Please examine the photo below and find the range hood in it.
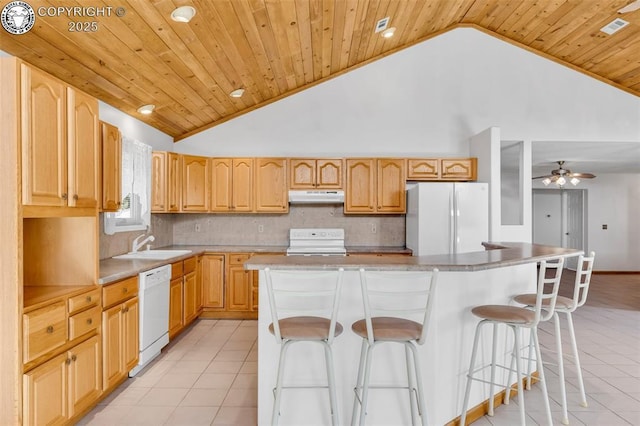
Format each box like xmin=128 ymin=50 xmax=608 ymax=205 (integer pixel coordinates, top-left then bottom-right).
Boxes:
xmin=288 ymin=190 xmax=345 ymax=204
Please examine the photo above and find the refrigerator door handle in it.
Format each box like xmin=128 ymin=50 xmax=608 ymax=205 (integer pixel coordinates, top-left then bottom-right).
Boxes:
xmin=449 ymin=190 xmax=455 ymax=254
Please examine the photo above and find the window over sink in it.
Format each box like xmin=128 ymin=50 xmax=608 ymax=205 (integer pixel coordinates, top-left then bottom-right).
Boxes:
xmin=104 ymin=136 xmax=152 ymax=234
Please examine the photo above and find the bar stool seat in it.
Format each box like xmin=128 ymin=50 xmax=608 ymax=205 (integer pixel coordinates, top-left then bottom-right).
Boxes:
xmin=351 ymin=317 xmax=422 ymax=341
xmin=460 ymin=257 xmax=564 ymax=426
xmin=513 ymin=293 xmax=574 ymax=309
xmin=269 ymin=316 xmax=344 ymax=340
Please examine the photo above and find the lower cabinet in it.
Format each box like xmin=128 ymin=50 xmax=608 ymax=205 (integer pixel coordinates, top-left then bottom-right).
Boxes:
xmin=202 ymin=254 xmax=225 ymax=309
xmin=102 ymin=276 xmax=139 ymax=391
xmin=168 ymin=256 xmax=200 ymax=339
xmin=23 ymin=335 xmax=101 ymax=426
xmin=169 ymin=277 xmax=184 ymax=338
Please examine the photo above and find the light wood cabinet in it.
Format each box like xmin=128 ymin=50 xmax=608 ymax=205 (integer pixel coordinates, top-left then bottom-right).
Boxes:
xmin=290 ymin=158 xmax=343 ymax=189
xmin=345 ymin=158 xmax=405 ymax=214
xmin=169 ymin=277 xmax=184 ymax=339
xmin=210 ymin=158 xmax=253 ymax=212
xmin=440 ymin=158 xmax=477 ymax=181
xmin=407 ymin=159 xmax=439 ymax=180
xmin=20 ymin=63 xmax=100 ymax=212
xmin=255 ymin=158 xmax=288 ymax=212
xmin=168 ymin=256 xmax=199 ymax=340
xmin=226 ymin=254 xmax=252 ymax=311
xmin=100 ymin=122 xmax=122 ymax=212
xmin=202 ymin=254 xmax=225 ymax=309
xmin=102 ymin=276 xmax=138 ymax=391
xmin=182 ymin=155 xmax=210 ymax=212
xmin=152 ymin=152 xmax=183 ymax=213
xmin=67 ymin=335 xmax=102 ymax=418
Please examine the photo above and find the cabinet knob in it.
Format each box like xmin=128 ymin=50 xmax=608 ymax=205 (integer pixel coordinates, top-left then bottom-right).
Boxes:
xmin=122 ymin=306 xmax=129 ymax=313
xmin=71 ymin=354 xmax=77 ymax=362
xmin=87 ymin=318 xmax=93 ymax=325
xmin=46 ymin=325 xmax=54 ymax=334
xmin=61 ymin=193 xmax=68 ymax=200
xmin=123 ymin=288 xmax=128 ymax=293
xmin=86 ymin=296 xmax=92 ymax=303
xmin=73 ymin=194 xmax=79 ymax=201
xmin=65 ymin=358 xmax=71 ymax=365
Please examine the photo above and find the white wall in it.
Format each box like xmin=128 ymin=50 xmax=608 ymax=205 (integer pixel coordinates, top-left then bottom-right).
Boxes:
xmin=533 ymin=174 xmax=640 ymax=271
xmin=99 ymin=101 xmax=173 ymax=151
xmin=175 ymin=27 xmax=640 ymax=156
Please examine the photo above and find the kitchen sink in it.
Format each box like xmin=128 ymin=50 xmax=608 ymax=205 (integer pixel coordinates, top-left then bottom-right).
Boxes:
xmin=112 ymin=249 xmax=192 ymax=260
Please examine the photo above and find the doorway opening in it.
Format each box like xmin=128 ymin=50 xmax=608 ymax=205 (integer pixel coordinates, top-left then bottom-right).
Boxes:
xmin=532 ymin=188 xmax=587 ymax=270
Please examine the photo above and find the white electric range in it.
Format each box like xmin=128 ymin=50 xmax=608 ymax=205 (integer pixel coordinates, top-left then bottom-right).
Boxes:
xmin=286 ymin=228 xmax=347 ymax=256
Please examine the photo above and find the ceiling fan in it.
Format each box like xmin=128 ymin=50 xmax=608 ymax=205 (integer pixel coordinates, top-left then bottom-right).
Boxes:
xmin=619 ymin=0 xmax=640 ymax=13
xmin=532 ymin=161 xmax=596 ymax=187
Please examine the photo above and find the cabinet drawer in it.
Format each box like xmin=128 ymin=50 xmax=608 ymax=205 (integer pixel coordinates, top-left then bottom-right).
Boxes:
xmin=229 ymin=253 xmax=250 ymax=265
xmin=171 ymin=261 xmax=184 ymax=280
xmin=69 ymin=306 xmax=101 ymax=340
xmin=68 ymin=288 xmax=100 ymax=315
xmin=23 ymin=301 xmax=67 ymax=363
xmin=184 ymin=256 xmax=197 ymax=274
xmin=102 ymin=276 xmax=138 ymax=308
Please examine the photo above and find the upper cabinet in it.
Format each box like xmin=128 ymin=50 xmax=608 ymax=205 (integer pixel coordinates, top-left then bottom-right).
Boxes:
xmin=408 ymin=158 xmax=477 ymax=181
xmin=100 ymin=122 xmax=121 ymax=212
xmin=255 ymin=158 xmax=288 ymax=213
xmin=289 ymin=159 xmax=342 ymax=189
xmin=181 ymin=155 xmax=209 ymax=212
xmin=151 ymin=152 xmax=166 ymax=212
xmin=345 ymin=158 xmax=405 ymax=214
xmin=20 ymin=63 xmax=99 ymax=214
xmin=210 ymin=158 xmax=253 ymax=212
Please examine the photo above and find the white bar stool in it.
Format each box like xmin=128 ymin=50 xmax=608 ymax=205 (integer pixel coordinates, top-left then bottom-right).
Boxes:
xmin=264 ymin=267 xmax=345 ymax=426
xmin=460 ymin=257 xmax=564 ymax=426
xmin=512 ymin=252 xmax=595 ymax=424
xmin=351 ymin=268 xmax=439 ymax=426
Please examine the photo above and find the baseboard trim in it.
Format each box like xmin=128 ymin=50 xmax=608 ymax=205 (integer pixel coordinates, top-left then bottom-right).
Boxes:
xmin=593 ymin=271 xmax=640 ymax=275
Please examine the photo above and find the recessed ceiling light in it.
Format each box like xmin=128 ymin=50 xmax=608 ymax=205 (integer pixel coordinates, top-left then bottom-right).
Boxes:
xmin=229 ymin=88 xmax=245 ymax=98
xmin=381 ymin=27 xmax=396 ymax=38
xmin=137 ymin=104 xmax=155 ymax=115
xmin=171 ymin=6 xmax=196 ymax=23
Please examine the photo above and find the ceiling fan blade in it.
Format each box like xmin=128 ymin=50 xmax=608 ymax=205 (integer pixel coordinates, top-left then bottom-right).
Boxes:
xmin=619 ymin=0 xmax=640 ymax=13
xmin=569 ymin=172 xmax=596 ymax=179
xmin=532 ymin=175 xmax=553 ymax=179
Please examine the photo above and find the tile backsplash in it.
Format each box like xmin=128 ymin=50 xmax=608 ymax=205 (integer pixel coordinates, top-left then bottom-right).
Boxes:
xmin=172 ymin=206 xmax=405 ymax=247
xmin=100 ymin=207 xmax=405 ymax=259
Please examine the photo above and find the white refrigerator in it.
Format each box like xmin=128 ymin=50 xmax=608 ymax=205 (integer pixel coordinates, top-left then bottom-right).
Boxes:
xmin=406 ymin=182 xmax=489 ymax=256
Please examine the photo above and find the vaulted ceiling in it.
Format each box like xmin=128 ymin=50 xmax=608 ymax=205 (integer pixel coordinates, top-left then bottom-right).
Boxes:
xmin=1 ymin=0 xmax=639 ymax=141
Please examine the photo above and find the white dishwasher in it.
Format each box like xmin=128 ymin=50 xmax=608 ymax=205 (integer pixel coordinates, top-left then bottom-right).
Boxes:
xmin=129 ymin=264 xmax=171 ymax=377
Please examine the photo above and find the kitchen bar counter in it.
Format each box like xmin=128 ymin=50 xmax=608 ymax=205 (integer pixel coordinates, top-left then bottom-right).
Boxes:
xmin=247 ymin=242 xmax=582 ymax=425
xmin=99 ymin=244 xmax=409 ymax=284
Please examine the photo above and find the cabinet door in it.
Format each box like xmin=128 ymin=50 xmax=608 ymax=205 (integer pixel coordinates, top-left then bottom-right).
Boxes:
xmin=407 ymin=159 xmax=439 ymax=180
xmin=255 ymin=158 xmax=288 ymax=212
xmin=101 ymin=122 xmax=122 ymax=212
xmin=377 ymin=159 xmax=406 ymax=213
xmin=102 ymin=304 xmax=123 ymax=390
xmin=232 ymin=158 xmax=253 ymax=211
xmin=21 ymin=64 xmax=67 ymax=207
xmin=289 ymin=159 xmax=315 ymax=188
xmin=251 ymin=270 xmax=258 ymax=312
xmin=68 ymin=335 xmax=102 ymax=417
xmin=226 ymin=265 xmax=251 ymax=311
xmin=210 ymin=158 xmax=232 ymax=211
xmin=23 ymin=353 xmax=68 ymax=426
xmin=167 ymin=153 xmax=182 ymax=212
xmin=122 ymin=297 xmax=139 ymax=372
xmin=67 ymin=87 xmax=99 ymax=208
xmin=183 ymin=271 xmax=198 ymax=324
xmin=316 ymin=159 xmax=342 ymax=188
xmin=345 ymin=159 xmax=375 ymax=213
xmin=182 ymin=155 xmax=209 ymax=211
xmin=441 ymin=158 xmax=477 ymax=181
xmin=202 ymin=254 xmax=225 ymax=308
xmin=195 ymin=256 xmax=203 ymax=313
xmin=169 ymin=277 xmax=184 ymax=338
xmin=151 ymin=151 xmax=167 ymax=212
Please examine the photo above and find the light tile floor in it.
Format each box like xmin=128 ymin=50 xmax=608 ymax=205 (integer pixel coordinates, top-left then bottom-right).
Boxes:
xmin=80 ymin=273 xmax=639 ymax=425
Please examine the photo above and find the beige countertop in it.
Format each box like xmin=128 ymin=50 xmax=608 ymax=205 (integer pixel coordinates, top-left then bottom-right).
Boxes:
xmin=245 ymin=242 xmax=582 ymax=272
xmin=98 ymin=244 xmax=410 ymax=285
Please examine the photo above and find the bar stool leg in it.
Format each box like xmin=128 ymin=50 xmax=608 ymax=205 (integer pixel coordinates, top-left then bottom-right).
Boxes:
xmin=554 ymin=312 xmax=569 ymax=424
xmin=460 ymin=320 xmax=486 ymax=426
xmin=566 ymin=311 xmax=588 ymax=407
xmin=489 ymin=323 xmax=499 ymax=416
xmin=532 ymin=328 xmax=553 ymax=426
xmin=351 ymin=340 xmax=368 ymax=426
xmin=512 ymin=325 xmax=527 ymax=426
xmin=272 ymin=340 xmax=292 ymax=426
xmin=525 ymin=329 xmax=535 ymax=390
xmin=407 ymin=342 xmax=427 ymax=426
xmin=358 ymin=343 xmax=375 ymax=426
xmin=404 ymin=345 xmax=418 ymax=425
xmin=322 ymin=342 xmax=340 ymax=426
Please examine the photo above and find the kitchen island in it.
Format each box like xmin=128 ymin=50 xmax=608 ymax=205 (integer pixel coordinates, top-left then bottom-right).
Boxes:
xmin=245 ymin=243 xmax=581 ymax=425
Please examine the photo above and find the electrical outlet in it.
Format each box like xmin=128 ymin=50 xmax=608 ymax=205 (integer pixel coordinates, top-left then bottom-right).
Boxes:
xmin=195 ymin=223 xmax=201 ymax=232
xmin=258 ymin=224 xmax=264 ymax=233
xmin=371 ymin=223 xmax=377 ymax=234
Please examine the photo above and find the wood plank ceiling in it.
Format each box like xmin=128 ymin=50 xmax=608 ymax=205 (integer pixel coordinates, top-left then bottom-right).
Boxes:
xmin=1 ymin=0 xmax=639 ymax=141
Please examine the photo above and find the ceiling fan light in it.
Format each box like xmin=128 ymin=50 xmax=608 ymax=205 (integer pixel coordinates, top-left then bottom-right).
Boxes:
xmin=171 ymin=6 xmax=196 ymax=23
xmin=571 ymin=177 xmax=580 ymax=186
xmin=542 ymin=177 xmax=551 ymax=186
xmin=137 ymin=104 xmax=155 ymax=115
xmin=556 ymin=176 xmax=566 ymax=186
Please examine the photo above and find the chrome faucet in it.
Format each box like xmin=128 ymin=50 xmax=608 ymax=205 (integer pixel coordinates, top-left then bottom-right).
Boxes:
xmin=131 ymin=234 xmax=155 ymax=253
